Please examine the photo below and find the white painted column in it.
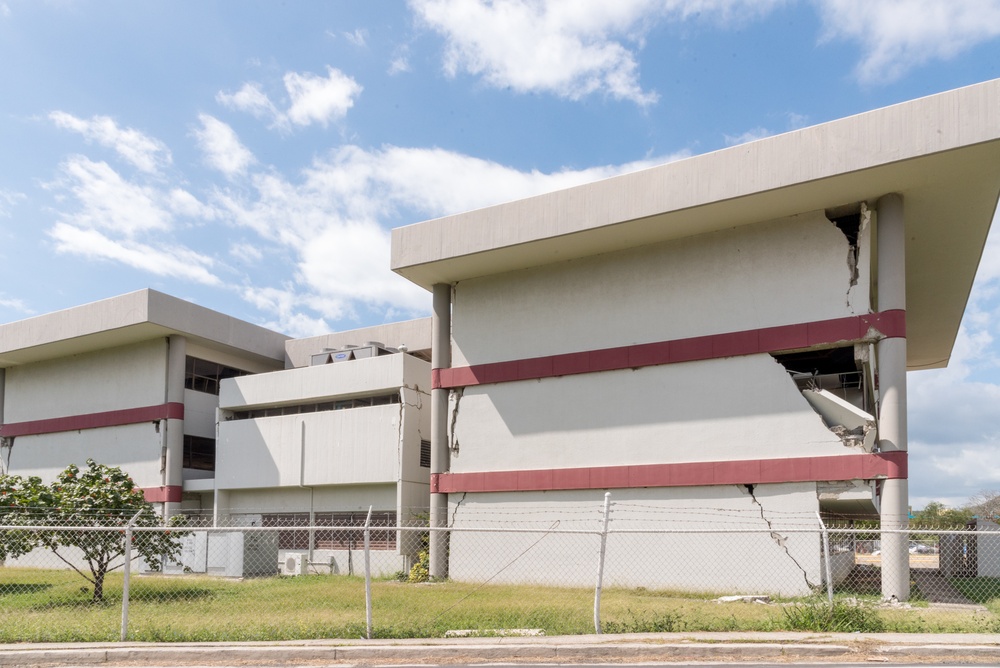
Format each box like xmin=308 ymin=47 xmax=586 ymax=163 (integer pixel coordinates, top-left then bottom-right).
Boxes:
xmin=0 ymin=368 xmax=7 ymax=474
xmin=877 ymin=193 xmax=910 ymax=601
xmin=430 ymin=283 xmax=451 ymax=579
xmin=164 ymin=335 xmax=186 ymax=519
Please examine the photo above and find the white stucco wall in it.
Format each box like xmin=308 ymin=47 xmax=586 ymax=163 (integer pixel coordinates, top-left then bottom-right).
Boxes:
xmin=451 ymin=211 xmax=870 ymax=368
xmin=183 ymin=388 xmax=218 ymax=439
xmin=447 ymin=482 xmax=822 ymax=596
xmin=5 ymin=423 xmax=164 ymax=488
xmin=217 ymin=405 xmax=403 ymax=490
xmin=4 ymin=339 xmax=167 ymax=421
xmin=450 ymin=354 xmax=848 ymax=473
xmin=219 ymin=353 xmax=423 ymax=410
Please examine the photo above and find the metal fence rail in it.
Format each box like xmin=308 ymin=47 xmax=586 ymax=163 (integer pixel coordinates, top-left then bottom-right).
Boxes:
xmin=1 ymin=501 xmax=998 ymax=641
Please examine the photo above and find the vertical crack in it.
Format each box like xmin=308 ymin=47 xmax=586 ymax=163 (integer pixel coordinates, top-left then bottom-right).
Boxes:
xmin=448 ymin=388 xmax=463 ymax=455
xmin=743 ymin=484 xmax=817 ymax=590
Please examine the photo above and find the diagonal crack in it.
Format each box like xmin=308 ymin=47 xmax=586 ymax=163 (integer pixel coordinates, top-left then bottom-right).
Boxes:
xmin=744 ymin=484 xmax=817 ymax=590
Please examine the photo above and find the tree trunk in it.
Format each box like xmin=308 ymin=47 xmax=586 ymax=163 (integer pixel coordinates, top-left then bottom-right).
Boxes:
xmin=93 ymin=566 xmax=105 ymax=603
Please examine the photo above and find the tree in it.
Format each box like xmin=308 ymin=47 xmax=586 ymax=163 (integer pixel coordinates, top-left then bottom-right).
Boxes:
xmin=0 ymin=474 xmax=53 ymax=561
xmin=967 ymin=489 xmax=1000 ymax=522
xmin=0 ymin=459 xmax=185 ymax=602
xmin=911 ymin=501 xmax=973 ymax=527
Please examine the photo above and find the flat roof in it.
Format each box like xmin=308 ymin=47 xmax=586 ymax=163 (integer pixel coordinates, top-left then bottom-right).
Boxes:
xmin=0 ymin=289 xmax=289 ymax=368
xmin=391 ymin=79 xmax=1000 ymax=370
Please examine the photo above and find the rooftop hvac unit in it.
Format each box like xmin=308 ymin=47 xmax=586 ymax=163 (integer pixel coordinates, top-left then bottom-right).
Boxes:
xmin=282 ymin=552 xmax=308 ymax=576
xmin=310 ymin=352 xmax=332 ymax=366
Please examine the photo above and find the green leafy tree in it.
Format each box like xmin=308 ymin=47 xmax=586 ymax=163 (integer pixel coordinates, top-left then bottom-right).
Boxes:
xmin=0 ymin=460 xmax=185 ymax=602
xmin=0 ymin=474 xmax=54 ymax=561
xmin=912 ymin=501 xmax=973 ymax=528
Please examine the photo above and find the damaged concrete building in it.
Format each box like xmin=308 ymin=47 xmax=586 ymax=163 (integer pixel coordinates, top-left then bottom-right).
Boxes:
xmin=2 ymin=80 xmax=1000 ymax=595
xmin=390 ymin=79 xmax=1000 ymax=599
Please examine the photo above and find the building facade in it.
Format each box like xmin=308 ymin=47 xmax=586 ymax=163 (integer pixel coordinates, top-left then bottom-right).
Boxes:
xmin=391 ymin=80 xmax=1000 ymax=599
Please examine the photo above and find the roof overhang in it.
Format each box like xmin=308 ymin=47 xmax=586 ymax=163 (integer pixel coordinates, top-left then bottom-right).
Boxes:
xmin=391 ymin=80 xmax=1000 ymax=370
xmin=0 ymin=289 xmax=289 ymax=369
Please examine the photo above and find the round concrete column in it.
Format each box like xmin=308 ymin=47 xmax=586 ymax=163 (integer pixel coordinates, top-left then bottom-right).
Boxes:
xmin=430 ymin=283 xmax=452 ymax=579
xmin=877 ymin=193 xmax=909 ymax=601
xmin=164 ymin=335 xmax=186 ymax=519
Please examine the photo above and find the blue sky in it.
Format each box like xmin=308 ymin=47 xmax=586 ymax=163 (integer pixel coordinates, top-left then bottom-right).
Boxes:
xmin=1 ymin=0 xmax=999 ymax=510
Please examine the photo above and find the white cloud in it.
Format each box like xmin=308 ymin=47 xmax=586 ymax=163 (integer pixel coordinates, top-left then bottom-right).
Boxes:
xmin=48 ymin=223 xmax=221 ymax=285
xmin=0 ymin=3 xmax=10 ymax=19
xmin=52 ymin=156 xmax=173 ymax=235
xmin=389 ymin=46 xmax=412 ymax=75
xmin=216 ymin=82 xmax=279 ymax=121
xmin=815 ymin=0 xmax=1000 ymax=84
xmin=410 ymin=0 xmax=785 ymax=105
xmin=343 ymin=28 xmax=368 ymax=47
xmin=230 ymin=241 xmax=263 ymax=264
xmin=242 ymin=285 xmax=332 ymax=337
xmin=49 ymin=111 xmax=171 ymax=174
xmin=193 ymin=114 xmax=256 ymax=178
xmin=284 ymin=67 xmax=363 ymax=128
xmin=214 ymin=143 xmax=686 ymax=324
xmin=218 ymin=67 xmax=362 ymax=130
xmin=45 ymin=155 xmax=222 ymax=286
xmin=0 ymin=189 xmax=25 ymax=217
xmin=0 ymin=295 xmax=31 ymax=313
xmin=724 ymin=127 xmax=773 ymax=146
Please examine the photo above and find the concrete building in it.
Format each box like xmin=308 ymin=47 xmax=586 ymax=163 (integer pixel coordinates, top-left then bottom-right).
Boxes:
xmin=391 ymin=80 xmax=1000 ymax=598
xmin=0 ymin=289 xmax=288 ymax=518
xmin=213 ymin=320 xmax=432 ymax=575
xmin=0 ymin=291 xmax=433 ymax=576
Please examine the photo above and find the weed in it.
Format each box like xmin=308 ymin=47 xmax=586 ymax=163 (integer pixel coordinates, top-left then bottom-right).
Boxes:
xmin=782 ymin=600 xmax=885 ymax=632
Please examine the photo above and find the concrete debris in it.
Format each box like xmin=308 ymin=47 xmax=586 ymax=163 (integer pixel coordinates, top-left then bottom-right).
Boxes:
xmin=715 ymin=595 xmax=772 ymax=604
xmin=445 ymin=628 xmax=545 ymax=637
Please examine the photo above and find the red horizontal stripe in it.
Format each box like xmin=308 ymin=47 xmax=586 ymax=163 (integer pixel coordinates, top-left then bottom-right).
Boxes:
xmin=0 ymin=402 xmax=184 ymax=438
xmin=431 ymin=452 xmax=907 ymax=494
xmin=141 ymin=486 xmax=184 ymax=503
xmin=434 ymin=310 xmax=905 ymax=388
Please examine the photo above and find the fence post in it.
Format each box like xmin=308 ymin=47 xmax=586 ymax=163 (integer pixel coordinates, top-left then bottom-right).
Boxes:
xmin=363 ymin=506 xmax=373 ymax=640
xmin=120 ymin=509 xmax=143 ymax=642
xmin=816 ymin=512 xmax=833 ymax=608
xmin=594 ymin=492 xmax=612 ymax=635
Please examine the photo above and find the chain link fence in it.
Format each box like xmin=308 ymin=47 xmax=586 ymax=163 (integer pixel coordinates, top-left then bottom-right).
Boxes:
xmin=2 ymin=499 xmax=999 ymax=641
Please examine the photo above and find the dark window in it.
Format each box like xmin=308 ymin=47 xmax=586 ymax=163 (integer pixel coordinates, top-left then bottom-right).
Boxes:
xmin=420 ymin=440 xmax=431 ymax=468
xmin=185 ymin=356 xmax=251 ymax=395
xmin=183 ymin=435 xmax=216 ymax=471
xmin=226 ymin=393 xmax=400 ymax=420
xmin=262 ymin=511 xmax=397 ymax=550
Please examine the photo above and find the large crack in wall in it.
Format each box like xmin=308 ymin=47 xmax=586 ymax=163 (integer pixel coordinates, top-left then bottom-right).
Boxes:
xmin=827 ymin=201 xmax=870 ymax=311
xmin=450 ymin=491 xmax=468 ymax=527
xmin=742 ymin=484 xmax=817 ymax=590
xmin=448 ymin=388 xmax=462 ymax=456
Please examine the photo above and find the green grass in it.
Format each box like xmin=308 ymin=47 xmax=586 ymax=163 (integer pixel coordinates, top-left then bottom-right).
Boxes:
xmin=949 ymin=576 xmax=1000 ymax=614
xmin=0 ymin=567 xmax=998 ymax=641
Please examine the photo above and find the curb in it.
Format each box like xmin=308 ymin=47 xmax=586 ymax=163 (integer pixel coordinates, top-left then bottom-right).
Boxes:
xmin=2 ymin=635 xmax=999 ymax=666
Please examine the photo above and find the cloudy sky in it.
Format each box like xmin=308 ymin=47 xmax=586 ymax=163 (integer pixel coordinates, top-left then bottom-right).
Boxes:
xmin=1 ymin=0 xmax=999 ymax=510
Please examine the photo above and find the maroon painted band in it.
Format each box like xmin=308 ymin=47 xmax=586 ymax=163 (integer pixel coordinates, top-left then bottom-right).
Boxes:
xmin=141 ymin=485 xmax=184 ymax=503
xmin=433 ymin=310 xmax=905 ymax=388
xmin=432 ymin=452 xmax=907 ymax=493
xmin=0 ymin=402 xmax=185 ymax=438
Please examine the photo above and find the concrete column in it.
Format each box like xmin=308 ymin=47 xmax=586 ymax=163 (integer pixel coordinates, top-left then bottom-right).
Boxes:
xmin=430 ymin=283 xmax=452 ymax=579
xmin=877 ymin=193 xmax=909 ymax=601
xmin=164 ymin=335 xmax=186 ymax=519
xmin=213 ymin=489 xmax=229 ymax=527
xmin=0 ymin=368 xmax=6 ymax=474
